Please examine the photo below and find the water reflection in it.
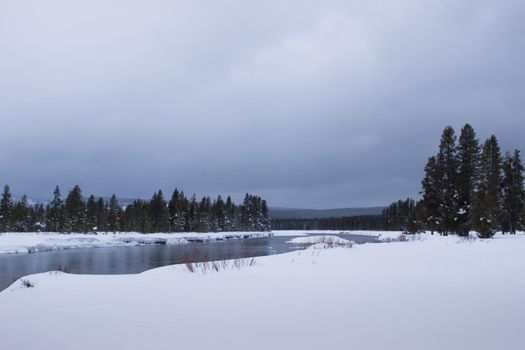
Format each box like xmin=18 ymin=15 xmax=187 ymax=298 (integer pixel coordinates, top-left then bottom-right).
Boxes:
xmin=0 ymin=234 xmax=376 ymax=291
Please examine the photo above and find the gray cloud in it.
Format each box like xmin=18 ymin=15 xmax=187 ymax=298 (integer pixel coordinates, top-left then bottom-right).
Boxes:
xmin=1 ymin=0 xmax=524 ymax=208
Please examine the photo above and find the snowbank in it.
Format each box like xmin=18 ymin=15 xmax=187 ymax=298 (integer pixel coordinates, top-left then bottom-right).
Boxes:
xmin=286 ymin=235 xmax=352 ymax=245
xmin=0 ymin=231 xmax=272 ymax=255
xmin=1 ymin=232 xmax=524 ymax=350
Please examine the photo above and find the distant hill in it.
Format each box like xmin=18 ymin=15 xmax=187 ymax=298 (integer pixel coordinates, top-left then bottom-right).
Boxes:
xmin=269 ymin=207 xmax=384 ymax=219
xmin=16 ymin=196 xmax=384 ymax=219
xmin=14 ymin=196 xmax=138 ymax=207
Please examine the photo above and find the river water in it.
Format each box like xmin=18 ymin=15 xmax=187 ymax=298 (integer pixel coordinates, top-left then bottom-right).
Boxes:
xmin=0 ymin=233 xmax=377 ymax=291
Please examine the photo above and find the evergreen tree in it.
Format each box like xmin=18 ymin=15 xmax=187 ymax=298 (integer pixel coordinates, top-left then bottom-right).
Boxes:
xmin=149 ymin=190 xmax=169 ymax=232
xmin=185 ymin=195 xmax=197 ymax=231
xmin=405 ymin=200 xmax=425 ymax=234
xmin=106 ymin=194 xmax=122 ymax=232
xmin=0 ymin=185 xmax=13 ymax=231
xmin=31 ymin=203 xmax=46 ymax=232
xmin=456 ymin=124 xmax=480 ymax=236
xmin=421 ymin=156 xmax=442 ymax=234
xmin=212 ymin=195 xmax=226 ymax=231
xmin=64 ymin=185 xmax=86 ymax=233
xmin=11 ymin=195 xmax=31 ymax=232
xmin=472 ymin=136 xmax=502 ymax=238
xmin=501 ymin=150 xmax=525 ymax=234
xmin=238 ymin=193 xmax=252 ymax=230
xmin=260 ymin=199 xmax=271 ymax=231
xmin=46 ymin=186 xmax=64 ymax=232
xmin=224 ymin=196 xmax=236 ymax=231
xmin=168 ymin=189 xmax=187 ymax=232
xmin=196 ymin=196 xmax=211 ymax=232
xmin=85 ymin=195 xmax=98 ymax=232
xmin=96 ymin=197 xmax=107 ymax=232
xmin=381 ymin=198 xmax=416 ymax=231
xmin=436 ymin=126 xmax=459 ymax=235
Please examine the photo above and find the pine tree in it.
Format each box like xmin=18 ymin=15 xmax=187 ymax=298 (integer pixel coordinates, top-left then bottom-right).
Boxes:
xmin=436 ymin=126 xmax=459 ymax=235
xmin=11 ymin=195 xmax=31 ymax=232
xmin=260 ymin=199 xmax=271 ymax=231
xmin=196 ymin=196 xmax=211 ymax=232
xmin=46 ymin=186 xmax=64 ymax=232
xmin=501 ymin=150 xmax=525 ymax=234
xmin=106 ymin=194 xmax=122 ymax=232
xmin=212 ymin=195 xmax=226 ymax=231
xmin=64 ymin=185 xmax=86 ymax=233
xmin=96 ymin=197 xmax=107 ymax=232
xmin=168 ymin=189 xmax=187 ymax=232
xmin=149 ymin=190 xmax=169 ymax=232
xmin=224 ymin=196 xmax=236 ymax=231
xmin=238 ymin=193 xmax=251 ymax=230
xmin=85 ymin=195 xmax=98 ymax=232
xmin=0 ymin=185 xmax=13 ymax=232
xmin=31 ymin=203 xmax=46 ymax=232
xmin=185 ymin=195 xmax=197 ymax=232
xmin=456 ymin=124 xmax=480 ymax=236
xmin=421 ymin=156 xmax=442 ymax=234
xmin=472 ymin=136 xmax=502 ymax=238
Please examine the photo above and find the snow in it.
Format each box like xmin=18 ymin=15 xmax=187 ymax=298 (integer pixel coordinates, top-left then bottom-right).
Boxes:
xmin=1 ymin=231 xmax=524 ymax=349
xmin=0 ymin=231 xmax=272 ymax=255
xmin=286 ymin=235 xmax=352 ymax=245
xmin=0 ymin=230 xmax=383 ymax=255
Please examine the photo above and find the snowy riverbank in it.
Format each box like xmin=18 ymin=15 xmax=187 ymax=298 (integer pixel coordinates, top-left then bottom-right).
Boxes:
xmin=0 ymin=230 xmax=390 ymax=255
xmin=0 ymin=231 xmax=273 ymax=255
xmin=1 ymin=231 xmax=524 ymax=350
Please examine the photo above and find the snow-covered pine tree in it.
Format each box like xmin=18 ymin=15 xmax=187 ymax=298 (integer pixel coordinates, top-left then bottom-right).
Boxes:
xmin=85 ymin=195 xmax=98 ymax=232
xmin=501 ymin=150 xmax=525 ymax=234
xmin=168 ymin=189 xmax=187 ymax=232
xmin=106 ymin=194 xmax=122 ymax=232
xmin=31 ymin=203 xmax=46 ymax=232
xmin=46 ymin=186 xmax=64 ymax=232
xmin=238 ymin=193 xmax=251 ymax=231
xmin=11 ymin=195 xmax=31 ymax=232
xmin=224 ymin=196 xmax=235 ymax=231
xmin=421 ymin=156 xmax=443 ymax=234
xmin=185 ymin=195 xmax=197 ymax=232
xmin=260 ymin=199 xmax=271 ymax=231
xmin=456 ymin=124 xmax=480 ymax=236
xmin=471 ymin=136 xmax=502 ymax=238
xmin=149 ymin=190 xmax=169 ymax=232
xmin=95 ymin=197 xmax=107 ymax=232
xmin=0 ymin=185 xmax=13 ymax=232
xmin=212 ymin=195 xmax=226 ymax=232
xmin=64 ymin=185 xmax=86 ymax=233
xmin=196 ymin=196 xmax=211 ymax=232
xmin=436 ymin=126 xmax=459 ymax=235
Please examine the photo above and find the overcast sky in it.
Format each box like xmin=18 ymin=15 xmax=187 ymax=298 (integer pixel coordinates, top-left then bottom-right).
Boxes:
xmin=1 ymin=0 xmax=524 ymax=208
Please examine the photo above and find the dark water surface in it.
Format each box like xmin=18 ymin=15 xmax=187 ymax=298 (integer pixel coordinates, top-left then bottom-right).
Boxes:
xmin=0 ymin=233 xmax=377 ymax=291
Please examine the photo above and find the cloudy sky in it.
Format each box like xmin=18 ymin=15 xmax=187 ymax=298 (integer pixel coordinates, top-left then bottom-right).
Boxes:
xmin=1 ymin=0 xmax=524 ymax=208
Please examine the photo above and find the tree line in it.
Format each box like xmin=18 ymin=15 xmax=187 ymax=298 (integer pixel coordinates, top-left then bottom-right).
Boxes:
xmin=0 ymin=186 xmax=271 ymax=233
xmin=271 ymin=215 xmax=381 ymax=231
xmin=275 ymin=124 xmax=524 ymax=236
xmin=382 ymin=124 xmax=525 ymax=238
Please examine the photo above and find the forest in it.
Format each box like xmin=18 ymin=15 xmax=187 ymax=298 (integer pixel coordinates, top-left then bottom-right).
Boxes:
xmin=0 ymin=187 xmax=271 ymax=233
xmin=1 ymin=125 xmax=522 ymax=237
xmin=273 ymin=124 xmax=525 ymax=237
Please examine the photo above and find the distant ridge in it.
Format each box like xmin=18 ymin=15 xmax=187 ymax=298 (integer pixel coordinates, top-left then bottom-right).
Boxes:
xmin=15 ymin=196 xmax=384 ymax=218
xmin=269 ymin=207 xmax=384 ymax=219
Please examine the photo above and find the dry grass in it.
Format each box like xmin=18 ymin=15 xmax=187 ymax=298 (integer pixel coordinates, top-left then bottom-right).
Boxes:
xmin=183 ymin=258 xmax=257 ymax=274
xmin=20 ymin=279 xmax=34 ymax=288
xmin=181 ymin=247 xmax=257 ymax=274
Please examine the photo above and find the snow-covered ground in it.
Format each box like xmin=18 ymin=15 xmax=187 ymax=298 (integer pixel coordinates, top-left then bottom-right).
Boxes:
xmin=0 ymin=230 xmax=387 ymax=255
xmin=1 ymin=231 xmax=524 ymax=350
xmin=286 ymin=235 xmax=353 ymax=245
xmin=0 ymin=231 xmax=272 ymax=255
